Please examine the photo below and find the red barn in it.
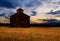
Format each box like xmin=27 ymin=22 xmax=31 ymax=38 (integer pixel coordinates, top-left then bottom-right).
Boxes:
xmin=10 ymin=8 xmax=30 ymax=27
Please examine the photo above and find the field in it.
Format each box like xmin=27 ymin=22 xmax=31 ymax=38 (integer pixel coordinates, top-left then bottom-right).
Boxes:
xmin=0 ymin=26 xmax=60 ymax=41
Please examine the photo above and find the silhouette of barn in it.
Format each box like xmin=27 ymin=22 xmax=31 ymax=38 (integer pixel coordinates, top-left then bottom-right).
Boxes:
xmin=10 ymin=8 xmax=30 ymax=27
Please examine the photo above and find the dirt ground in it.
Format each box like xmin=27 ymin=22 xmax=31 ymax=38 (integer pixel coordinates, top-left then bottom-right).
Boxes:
xmin=0 ymin=26 xmax=60 ymax=41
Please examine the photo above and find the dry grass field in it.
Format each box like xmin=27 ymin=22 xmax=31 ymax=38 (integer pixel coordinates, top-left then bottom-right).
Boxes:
xmin=0 ymin=26 xmax=60 ymax=41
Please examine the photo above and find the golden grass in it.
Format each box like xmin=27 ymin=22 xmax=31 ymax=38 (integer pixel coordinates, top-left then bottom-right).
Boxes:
xmin=0 ymin=27 xmax=60 ymax=41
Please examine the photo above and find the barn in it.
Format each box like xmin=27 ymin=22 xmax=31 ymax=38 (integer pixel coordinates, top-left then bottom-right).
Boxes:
xmin=10 ymin=8 xmax=30 ymax=27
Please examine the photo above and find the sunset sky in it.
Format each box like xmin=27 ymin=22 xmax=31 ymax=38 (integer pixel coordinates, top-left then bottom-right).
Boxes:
xmin=0 ymin=0 xmax=60 ymax=23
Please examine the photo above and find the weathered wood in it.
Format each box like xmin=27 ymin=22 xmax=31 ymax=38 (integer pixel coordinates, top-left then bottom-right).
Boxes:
xmin=10 ymin=8 xmax=30 ymax=27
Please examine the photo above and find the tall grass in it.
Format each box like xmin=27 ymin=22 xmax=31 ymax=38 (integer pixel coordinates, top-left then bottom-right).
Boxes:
xmin=0 ymin=32 xmax=60 ymax=41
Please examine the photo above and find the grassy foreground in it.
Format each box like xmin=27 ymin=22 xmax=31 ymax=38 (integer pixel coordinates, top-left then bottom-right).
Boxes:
xmin=0 ymin=27 xmax=60 ymax=41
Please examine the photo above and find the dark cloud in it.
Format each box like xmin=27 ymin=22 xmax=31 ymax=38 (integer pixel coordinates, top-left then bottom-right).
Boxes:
xmin=0 ymin=0 xmax=15 ymax=8
xmin=0 ymin=0 xmax=42 ymax=8
xmin=31 ymin=11 xmax=36 ymax=16
xmin=24 ymin=0 xmax=41 ymax=7
xmin=47 ymin=10 xmax=60 ymax=14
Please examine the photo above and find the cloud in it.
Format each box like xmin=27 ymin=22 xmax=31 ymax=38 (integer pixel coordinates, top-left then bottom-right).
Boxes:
xmin=30 ymin=0 xmax=60 ymax=23
xmin=0 ymin=7 xmax=19 ymax=21
xmin=0 ymin=0 xmax=15 ymax=8
xmin=0 ymin=16 xmax=10 ymax=24
xmin=48 ymin=10 xmax=60 ymax=14
xmin=0 ymin=0 xmax=60 ymax=23
xmin=31 ymin=0 xmax=60 ymax=16
xmin=51 ymin=0 xmax=60 ymax=2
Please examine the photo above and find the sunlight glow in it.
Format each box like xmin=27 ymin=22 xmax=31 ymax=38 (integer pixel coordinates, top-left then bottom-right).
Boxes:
xmin=56 ymin=18 xmax=60 ymax=21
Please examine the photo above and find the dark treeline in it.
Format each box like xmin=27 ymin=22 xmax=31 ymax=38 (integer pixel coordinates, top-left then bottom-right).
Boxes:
xmin=30 ymin=23 xmax=60 ymax=27
xmin=0 ymin=23 xmax=60 ymax=27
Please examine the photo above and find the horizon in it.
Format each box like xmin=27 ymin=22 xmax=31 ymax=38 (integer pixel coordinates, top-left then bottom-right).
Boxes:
xmin=0 ymin=0 xmax=60 ymax=24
